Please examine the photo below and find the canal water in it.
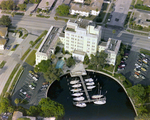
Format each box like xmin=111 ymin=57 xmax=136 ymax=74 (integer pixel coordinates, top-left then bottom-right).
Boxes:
xmin=47 ymin=72 xmax=136 ymax=120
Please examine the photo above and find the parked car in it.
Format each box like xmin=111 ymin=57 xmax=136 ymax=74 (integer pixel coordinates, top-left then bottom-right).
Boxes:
xmin=139 ymin=74 xmax=145 ymax=79
xmin=143 ymin=59 xmax=148 ymax=64
xmin=43 ymin=82 xmax=49 ymax=85
xmin=20 ymin=89 xmax=27 ymax=95
xmin=143 ymin=63 xmax=148 ymax=68
xmin=141 ymin=53 xmax=146 ymax=57
xmin=42 ymin=84 xmax=49 ymax=88
xmin=134 ymin=68 xmax=141 ymax=73
xmin=29 ymin=85 xmax=35 ymax=90
xmin=141 ymin=67 xmax=147 ymax=71
xmin=137 ymin=61 xmax=142 ymax=66
xmin=135 ymin=63 xmax=141 ymax=68
xmin=135 ymin=72 xmax=140 ymax=76
xmin=13 ymin=44 xmax=17 ymax=49
xmin=33 ymin=76 xmax=38 ymax=81
xmin=6 ymin=45 xmax=11 ymax=50
xmin=26 ymin=94 xmax=31 ymax=98
xmin=134 ymin=74 xmax=139 ymax=78
xmin=118 ymin=65 xmax=125 ymax=68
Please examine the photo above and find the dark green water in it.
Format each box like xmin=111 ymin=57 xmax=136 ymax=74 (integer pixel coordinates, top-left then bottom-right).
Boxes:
xmin=48 ymin=72 xmax=136 ymax=120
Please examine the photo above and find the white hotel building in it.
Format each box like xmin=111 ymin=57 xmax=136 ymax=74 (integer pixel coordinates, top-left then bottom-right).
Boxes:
xmin=59 ymin=19 xmax=102 ymax=61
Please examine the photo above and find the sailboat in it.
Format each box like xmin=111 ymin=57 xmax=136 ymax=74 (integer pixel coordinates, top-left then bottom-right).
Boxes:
xmin=75 ymin=102 xmax=87 ymax=107
xmin=86 ymin=82 xmax=95 ymax=86
xmin=94 ymin=97 xmax=106 ymax=105
xmin=72 ymin=92 xmax=83 ymax=96
xmin=72 ymin=84 xmax=82 ymax=88
xmin=85 ymin=78 xmax=93 ymax=82
xmin=92 ymin=84 xmax=103 ymax=99
xmin=87 ymin=85 xmax=96 ymax=89
xmin=73 ymin=96 xmax=85 ymax=101
xmin=71 ymin=88 xmax=82 ymax=92
xmin=70 ymin=80 xmax=79 ymax=84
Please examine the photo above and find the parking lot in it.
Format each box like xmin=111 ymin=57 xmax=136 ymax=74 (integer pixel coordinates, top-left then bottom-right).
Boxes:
xmin=118 ymin=47 xmax=150 ymax=85
xmin=12 ymin=63 xmax=49 ymax=108
xmin=107 ymin=0 xmax=132 ymax=28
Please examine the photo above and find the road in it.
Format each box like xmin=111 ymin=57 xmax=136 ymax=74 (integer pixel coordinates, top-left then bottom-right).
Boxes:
xmin=11 ymin=15 xmax=66 ymax=30
xmin=102 ymin=28 xmax=150 ymax=50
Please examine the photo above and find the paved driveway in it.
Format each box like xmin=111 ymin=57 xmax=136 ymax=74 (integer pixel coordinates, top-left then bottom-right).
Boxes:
xmin=107 ymin=0 xmax=132 ymax=27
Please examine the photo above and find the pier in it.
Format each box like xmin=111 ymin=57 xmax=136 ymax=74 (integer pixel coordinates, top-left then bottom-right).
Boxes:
xmin=79 ymin=75 xmax=91 ymax=102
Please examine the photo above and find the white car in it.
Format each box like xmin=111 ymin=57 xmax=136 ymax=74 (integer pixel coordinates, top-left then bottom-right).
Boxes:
xmin=134 ymin=74 xmax=139 ymax=79
xmin=29 ymin=85 xmax=35 ymax=90
xmin=135 ymin=63 xmax=141 ymax=68
xmin=33 ymin=76 xmax=38 ymax=81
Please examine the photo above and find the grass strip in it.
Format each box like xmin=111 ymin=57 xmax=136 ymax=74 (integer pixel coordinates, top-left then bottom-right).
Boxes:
xmin=22 ymin=33 xmax=28 ymax=39
xmin=0 ymin=61 xmax=6 ymax=69
xmin=21 ymin=48 xmax=31 ymax=61
xmin=11 ymin=44 xmax=19 ymax=51
xmin=32 ymin=30 xmax=48 ymax=47
xmin=140 ymin=48 xmax=150 ymax=56
xmin=35 ymin=38 xmax=44 ymax=49
xmin=25 ymin=50 xmax=36 ymax=66
xmin=126 ymin=30 xmax=149 ymax=36
xmin=9 ymin=66 xmax=24 ymax=94
xmin=1 ymin=64 xmax=20 ymax=97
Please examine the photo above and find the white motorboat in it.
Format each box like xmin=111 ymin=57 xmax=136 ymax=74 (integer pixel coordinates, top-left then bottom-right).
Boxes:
xmin=70 ymin=80 xmax=79 ymax=84
xmin=71 ymin=88 xmax=82 ymax=92
xmin=87 ymin=86 xmax=96 ymax=89
xmin=85 ymin=78 xmax=93 ymax=82
xmin=76 ymin=102 xmax=86 ymax=107
xmin=86 ymin=82 xmax=95 ymax=86
xmin=72 ymin=92 xmax=83 ymax=96
xmin=94 ymin=97 xmax=106 ymax=105
xmin=72 ymin=84 xmax=82 ymax=88
xmin=73 ymin=96 xmax=85 ymax=101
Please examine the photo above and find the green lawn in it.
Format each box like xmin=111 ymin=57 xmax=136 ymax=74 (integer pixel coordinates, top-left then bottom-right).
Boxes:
xmin=1 ymin=64 xmax=20 ymax=97
xmin=9 ymin=66 xmax=24 ymax=93
xmin=21 ymin=48 xmax=31 ymax=61
xmin=0 ymin=61 xmax=6 ymax=69
xmin=25 ymin=50 xmax=36 ymax=66
xmin=11 ymin=44 xmax=19 ymax=51
xmin=35 ymin=39 xmax=44 ymax=49
xmin=136 ymin=0 xmax=143 ymax=5
xmin=140 ymin=48 xmax=150 ymax=56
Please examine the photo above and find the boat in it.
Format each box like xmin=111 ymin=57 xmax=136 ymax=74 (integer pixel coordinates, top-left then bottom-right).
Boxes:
xmin=71 ymin=88 xmax=82 ymax=92
xmin=86 ymin=82 xmax=95 ymax=86
xmin=72 ymin=92 xmax=83 ymax=96
xmin=76 ymin=102 xmax=87 ymax=107
xmin=87 ymin=86 xmax=96 ymax=89
xmin=73 ymin=96 xmax=85 ymax=101
xmin=85 ymin=78 xmax=93 ymax=82
xmin=94 ymin=97 xmax=106 ymax=105
xmin=72 ymin=84 xmax=82 ymax=88
xmin=70 ymin=80 xmax=79 ymax=84
xmin=92 ymin=83 xmax=103 ymax=99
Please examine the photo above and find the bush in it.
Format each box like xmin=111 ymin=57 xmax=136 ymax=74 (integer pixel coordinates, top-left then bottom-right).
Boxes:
xmin=15 ymin=13 xmax=24 ymax=16
xmin=36 ymin=14 xmax=50 ymax=18
xmin=123 ymin=79 xmax=132 ymax=88
xmin=19 ymin=31 xmax=23 ymax=38
xmin=140 ymin=48 xmax=150 ymax=56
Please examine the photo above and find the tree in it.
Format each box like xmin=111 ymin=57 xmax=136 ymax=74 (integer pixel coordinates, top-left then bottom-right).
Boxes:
xmin=27 ymin=106 xmax=41 ymax=116
xmin=0 ymin=15 xmax=11 ymax=26
xmin=0 ymin=97 xmax=9 ymax=114
xmin=17 ymin=118 xmax=31 ymax=120
xmin=83 ymin=54 xmax=89 ymax=65
xmin=7 ymin=106 xmax=14 ymax=113
xmin=56 ymin=4 xmax=70 ymax=16
xmin=39 ymin=98 xmax=65 ymax=118
xmin=29 ymin=41 xmax=34 ymax=47
xmin=1 ymin=0 xmax=14 ymax=10
xmin=36 ymin=8 xmax=42 ymax=13
xmin=18 ymin=4 xmax=27 ymax=11
xmin=14 ymin=98 xmax=19 ymax=106
xmin=62 ymin=48 xmax=65 ymax=54
xmin=34 ymin=59 xmax=51 ymax=73
xmin=51 ymin=54 xmax=56 ymax=59
xmin=66 ymin=57 xmax=75 ymax=67
xmin=46 ymin=2 xmax=49 ymax=6
xmin=112 ymin=29 xmax=116 ymax=38
xmin=116 ymin=55 xmax=122 ymax=65
xmin=11 ymin=12 xmax=15 ymax=17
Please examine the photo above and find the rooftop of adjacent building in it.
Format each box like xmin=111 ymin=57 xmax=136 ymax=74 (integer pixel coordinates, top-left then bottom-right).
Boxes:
xmin=143 ymin=0 xmax=150 ymax=6
xmin=0 ymin=38 xmax=6 ymax=45
xmin=0 ymin=27 xmax=7 ymax=37
xmin=70 ymin=0 xmax=104 ymax=12
xmin=107 ymin=38 xmax=119 ymax=51
xmin=99 ymin=41 xmax=107 ymax=47
xmin=39 ymin=27 xmax=59 ymax=54
xmin=38 ymin=0 xmax=55 ymax=9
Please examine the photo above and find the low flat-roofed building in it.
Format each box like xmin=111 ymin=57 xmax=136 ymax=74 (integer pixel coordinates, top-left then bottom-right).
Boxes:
xmin=72 ymin=50 xmax=85 ymax=61
xmin=36 ymin=26 xmax=61 ymax=65
xmin=38 ymin=0 xmax=55 ymax=10
xmin=70 ymin=0 xmax=104 ymax=17
xmin=0 ymin=27 xmax=8 ymax=38
xmin=133 ymin=9 xmax=150 ymax=27
xmin=143 ymin=0 xmax=150 ymax=7
xmin=99 ymin=38 xmax=121 ymax=65
xmin=0 ymin=38 xmax=6 ymax=50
